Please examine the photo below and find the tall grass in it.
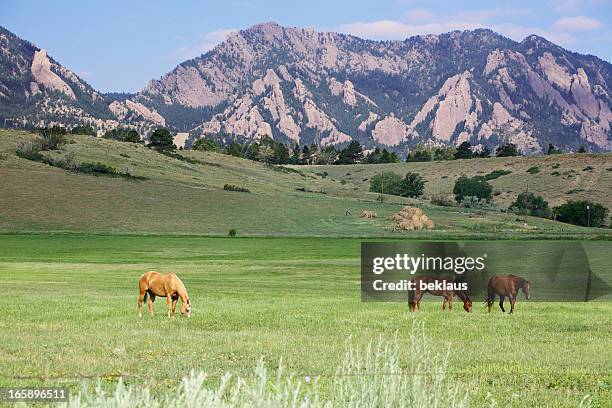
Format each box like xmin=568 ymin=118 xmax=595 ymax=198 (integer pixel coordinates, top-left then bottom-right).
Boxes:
xmin=66 ymin=324 xmax=470 ymax=408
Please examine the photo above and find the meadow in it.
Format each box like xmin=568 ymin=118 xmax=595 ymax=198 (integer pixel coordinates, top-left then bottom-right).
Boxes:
xmin=0 ymin=234 xmax=610 ymax=407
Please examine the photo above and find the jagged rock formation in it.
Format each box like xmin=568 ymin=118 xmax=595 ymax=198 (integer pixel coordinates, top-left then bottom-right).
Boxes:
xmin=1 ymin=23 xmax=611 ymax=152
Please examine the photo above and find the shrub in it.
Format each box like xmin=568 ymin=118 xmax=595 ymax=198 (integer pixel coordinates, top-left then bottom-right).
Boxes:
xmin=78 ymin=162 xmax=117 ymax=175
xmin=15 ymin=141 xmax=43 ymax=161
xmin=223 ymin=184 xmax=250 ymax=193
xmin=228 ymin=228 xmax=237 ymax=237
xmin=402 ymin=172 xmax=426 ymax=198
xmin=430 ymin=193 xmax=455 ymax=207
xmin=38 ymin=127 xmax=67 ymax=150
xmin=193 ymin=138 xmax=220 ymax=152
xmin=369 ymin=172 xmax=404 ymax=196
xmin=510 ymin=192 xmax=551 ymax=218
xmin=482 ymin=169 xmax=512 ymax=180
xmin=554 ymin=200 xmax=608 ymax=227
xmin=526 ymin=166 xmax=540 ymax=174
xmin=453 ymin=176 xmax=493 ymax=202
xmin=460 ymin=195 xmax=493 ymax=209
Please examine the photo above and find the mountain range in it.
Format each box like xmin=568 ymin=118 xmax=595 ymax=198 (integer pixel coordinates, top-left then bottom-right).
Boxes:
xmin=1 ymin=22 xmax=611 ymax=154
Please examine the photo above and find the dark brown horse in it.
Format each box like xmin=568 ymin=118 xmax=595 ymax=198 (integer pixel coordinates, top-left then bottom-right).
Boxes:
xmin=408 ymin=275 xmax=472 ymax=312
xmin=486 ymin=274 xmax=530 ymax=314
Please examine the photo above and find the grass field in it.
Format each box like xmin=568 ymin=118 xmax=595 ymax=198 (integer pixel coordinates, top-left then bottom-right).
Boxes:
xmin=0 ymin=234 xmax=610 ymax=406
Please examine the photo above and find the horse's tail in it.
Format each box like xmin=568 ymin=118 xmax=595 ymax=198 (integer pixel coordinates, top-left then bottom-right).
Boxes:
xmin=143 ymin=291 xmax=149 ymax=303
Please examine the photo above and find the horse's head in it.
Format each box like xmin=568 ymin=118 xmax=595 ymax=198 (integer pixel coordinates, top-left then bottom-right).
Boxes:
xmin=180 ymin=299 xmax=192 ymax=317
xmin=463 ymin=299 xmax=472 ymax=313
xmin=522 ymin=281 xmax=531 ymax=300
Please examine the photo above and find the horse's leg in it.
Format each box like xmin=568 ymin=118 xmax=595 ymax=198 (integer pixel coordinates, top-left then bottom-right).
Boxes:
xmin=442 ymin=298 xmax=447 ymax=310
xmin=172 ymin=298 xmax=178 ymax=316
xmin=510 ymin=294 xmax=516 ymax=314
xmin=499 ymin=295 xmax=506 ymax=313
xmin=447 ymin=294 xmax=453 ymax=310
xmin=138 ymin=289 xmax=147 ymax=318
xmin=166 ymin=295 xmax=173 ymax=319
xmin=487 ymin=290 xmax=495 ymax=313
xmin=147 ymin=293 xmax=156 ymax=315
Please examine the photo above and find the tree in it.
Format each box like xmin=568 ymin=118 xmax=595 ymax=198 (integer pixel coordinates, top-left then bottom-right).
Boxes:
xmin=149 ymin=128 xmax=175 ymax=151
xmin=453 ymin=176 xmax=493 ymax=202
xmin=434 ymin=146 xmax=456 ymax=161
xmin=273 ymin=142 xmax=290 ymax=164
xmin=475 ymin=146 xmax=491 ymax=158
xmin=578 ymin=146 xmax=587 ymax=153
xmin=510 ymin=192 xmax=551 ymax=218
xmin=317 ymin=145 xmax=337 ymax=164
xmin=454 ymin=141 xmax=473 ymax=159
xmin=289 ymin=144 xmax=301 ymax=164
xmin=301 ymin=145 xmax=311 ymax=165
xmin=554 ymin=200 xmax=608 ymax=228
xmin=369 ymin=172 xmax=404 ymax=196
xmin=38 ymin=127 xmax=67 ymax=150
xmin=257 ymin=144 xmax=275 ymax=164
xmin=389 ymin=151 xmax=400 ymax=163
xmin=226 ymin=142 xmax=243 ymax=157
xmin=103 ymin=128 xmax=140 ymax=143
xmin=407 ymin=145 xmax=432 ymax=162
xmin=193 ymin=138 xmax=220 ymax=152
xmin=402 ymin=172 xmax=426 ymax=198
xmin=496 ymin=143 xmax=520 ymax=157
xmin=336 ymin=140 xmax=363 ymax=164
xmin=365 ymin=147 xmax=382 ymax=164
xmin=244 ymin=143 xmax=260 ymax=161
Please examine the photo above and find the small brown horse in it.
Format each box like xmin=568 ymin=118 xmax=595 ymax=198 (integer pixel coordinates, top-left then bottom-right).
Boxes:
xmin=486 ymin=274 xmax=530 ymax=314
xmin=138 ymin=271 xmax=192 ymax=319
xmin=408 ymin=275 xmax=472 ymax=312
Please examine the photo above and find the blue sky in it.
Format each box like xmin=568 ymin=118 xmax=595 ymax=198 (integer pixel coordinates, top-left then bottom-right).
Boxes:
xmin=2 ymin=0 xmax=610 ymax=93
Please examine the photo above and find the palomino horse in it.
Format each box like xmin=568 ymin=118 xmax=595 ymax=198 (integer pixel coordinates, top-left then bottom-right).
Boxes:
xmin=486 ymin=274 xmax=530 ymax=314
xmin=408 ymin=275 xmax=472 ymax=312
xmin=138 ymin=271 xmax=192 ymax=319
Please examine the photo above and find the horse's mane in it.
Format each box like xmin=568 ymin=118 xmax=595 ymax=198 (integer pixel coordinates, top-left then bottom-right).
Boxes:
xmin=508 ymin=274 xmax=529 ymax=286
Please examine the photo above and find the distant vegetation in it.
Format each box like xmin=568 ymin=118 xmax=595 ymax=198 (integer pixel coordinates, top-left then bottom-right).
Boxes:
xmin=223 ymin=184 xmax=250 ymax=193
xmin=453 ymin=176 xmax=493 ymax=202
xmin=103 ymin=128 xmax=141 ymax=143
xmin=369 ymin=171 xmax=425 ymax=198
xmin=510 ymin=192 xmax=551 ymax=218
xmin=554 ymin=200 xmax=608 ymax=228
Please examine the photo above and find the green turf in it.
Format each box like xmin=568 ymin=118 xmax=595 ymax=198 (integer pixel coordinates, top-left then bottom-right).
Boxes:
xmin=0 ymin=234 xmax=610 ymax=406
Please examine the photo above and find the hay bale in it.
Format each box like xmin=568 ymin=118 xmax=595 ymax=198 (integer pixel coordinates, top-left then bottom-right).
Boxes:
xmin=423 ymin=219 xmax=435 ymax=229
xmin=392 ymin=206 xmax=434 ymax=232
xmin=360 ymin=210 xmax=377 ymax=219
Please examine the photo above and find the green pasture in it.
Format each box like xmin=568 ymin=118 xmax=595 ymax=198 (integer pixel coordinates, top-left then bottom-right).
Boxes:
xmin=0 ymin=234 xmax=610 ymax=406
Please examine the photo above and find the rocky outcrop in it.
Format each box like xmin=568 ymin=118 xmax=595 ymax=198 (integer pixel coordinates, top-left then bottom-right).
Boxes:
xmin=31 ymin=50 xmax=76 ymax=99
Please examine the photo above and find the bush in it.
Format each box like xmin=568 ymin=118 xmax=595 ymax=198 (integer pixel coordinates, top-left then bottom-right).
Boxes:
xmin=510 ymin=192 xmax=551 ymax=218
xmin=228 ymin=228 xmax=237 ymax=237
xmin=149 ymin=128 xmax=176 ymax=151
xmin=78 ymin=162 xmax=117 ymax=175
xmin=193 ymin=138 xmax=220 ymax=152
xmin=223 ymin=184 xmax=250 ymax=193
xmin=369 ymin=172 xmax=404 ymax=196
xmin=402 ymin=172 xmax=426 ymax=198
xmin=16 ymin=141 xmax=43 ymax=161
xmin=482 ymin=169 xmax=512 ymax=180
xmin=38 ymin=128 xmax=67 ymax=150
xmin=460 ymin=195 xmax=493 ymax=209
xmin=453 ymin=176 xmax=493 ymax=202
xmin=526 ymin=166 xmax=540 ymax=174
xmin=430 ymin=193 xmax=456 ymax=207
xmin=554 ymin=200 xmax=608 ymax=227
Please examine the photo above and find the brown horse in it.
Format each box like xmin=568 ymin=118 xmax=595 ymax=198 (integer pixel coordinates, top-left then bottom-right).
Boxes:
xmin=138 ymin=271 xmax=192 ymax=319
xmin=486 ymin=274 xmax=530 ymax=314
xmin=408 ymin=275 xmax=472 ymax=312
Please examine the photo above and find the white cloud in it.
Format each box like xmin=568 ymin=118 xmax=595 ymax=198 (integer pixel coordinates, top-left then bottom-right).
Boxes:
xmin=551 ymin=0 xmax=583 ymax=12
xmin=552 ymin=16 xmax=604 ymax=31
xmin=174 ymin=29 xmax=238 ymax=60
xmin=336 ymin=20 xmax=482 ymax=40
xmin=491 ymin=23 xmax=578 ymax=45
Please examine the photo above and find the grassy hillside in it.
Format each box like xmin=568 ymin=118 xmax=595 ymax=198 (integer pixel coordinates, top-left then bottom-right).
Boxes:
xmin=302 ymin=153 xmax=612 ymax=209
xmin=0 ymin=129 xmax=610 ymax=238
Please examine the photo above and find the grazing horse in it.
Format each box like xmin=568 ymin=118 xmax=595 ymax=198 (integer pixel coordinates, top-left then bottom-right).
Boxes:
xmin=486 ymin=274 xmax=530 ymax=314
xmin=408 ymin=275 xmax=472 ymax=313
xmin=138 ymin=271 xmax=192 ymax=319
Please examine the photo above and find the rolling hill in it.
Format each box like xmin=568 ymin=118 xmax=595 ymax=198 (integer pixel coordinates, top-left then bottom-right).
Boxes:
xmin=0 ymin=129 xmax=609 ymax=238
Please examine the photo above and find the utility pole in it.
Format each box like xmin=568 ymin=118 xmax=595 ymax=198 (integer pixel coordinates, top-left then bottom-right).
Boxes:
xmin=380 ymin=172 xmax=385 ymax=203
